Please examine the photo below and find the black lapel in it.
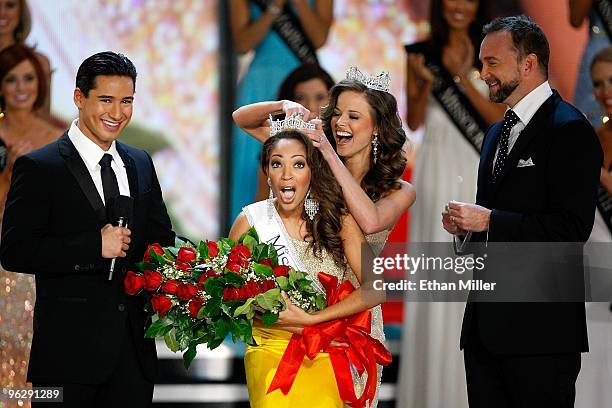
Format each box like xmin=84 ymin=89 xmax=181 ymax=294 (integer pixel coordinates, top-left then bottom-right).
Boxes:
xmin=491 ymin=91 xmax=559 ymax=194
xmin=58 ymin=133 xmax=106 ymax=224
xmin=115 ymin=141 xmax=138 ymax=198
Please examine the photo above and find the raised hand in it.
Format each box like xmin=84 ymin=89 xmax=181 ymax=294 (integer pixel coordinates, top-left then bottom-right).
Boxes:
xmin=101 ymin=224 xmax=131 ymax=258
xmin=407 ymin=53 xmax=434 ymax=97
xmin=304 ymin=119 xmax=335 ymax=159
xmin=281 ymin=100 xmax=314 ymax=121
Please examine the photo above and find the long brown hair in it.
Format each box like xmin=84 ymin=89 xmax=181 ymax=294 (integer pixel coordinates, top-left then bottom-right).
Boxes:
xmin=320 ymin=80 xmax=407 ymax=201
xmin=430 ymin=0 xmax=490 ymax=68
xmin=261 ymin=130 xmax=347 ymax=269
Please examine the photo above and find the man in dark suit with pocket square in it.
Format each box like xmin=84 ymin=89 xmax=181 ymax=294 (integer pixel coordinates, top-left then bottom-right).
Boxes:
xmin=0 ymin=51 xmax=175 ymax=407
xmin=442 ymin=16 xmax=603 ymax=408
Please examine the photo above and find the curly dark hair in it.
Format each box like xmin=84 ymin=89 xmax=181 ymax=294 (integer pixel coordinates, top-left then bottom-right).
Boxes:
xmin=261 ymin=130 xmax=347 ymax=270
xmin=320 ymin=80 xmax=407 ymax=201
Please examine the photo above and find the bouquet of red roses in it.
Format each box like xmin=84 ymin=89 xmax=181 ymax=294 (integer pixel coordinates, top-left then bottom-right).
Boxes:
xmin=124 ymin=228 xmax=326 ymax=368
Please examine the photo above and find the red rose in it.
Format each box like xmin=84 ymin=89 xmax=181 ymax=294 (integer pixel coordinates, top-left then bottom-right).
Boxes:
xmin=161 ymin=279 xmax=180 ymax=295
xmin=273 ymin=265 xmax=290 ymax=278
xmin=231 ymin=244 xmax=251 ymax=259
xmin=177 ymin=283 xmax=199 ymax=302
xmin=206 ymin=240 xmax=219 ymax=258
xmin=176 ymin=261 xmax=191 ymax=271
xmin=259 ymin=258 xmax=274 ymax=268
xmin=198 ymin=271 xmax=220 ymax=289
xmin=225 ymin=259 xmax=242 ymax=273
xmin=177 ymin=247 xmax=197 ymax=264
xmin=144 ymin=270 xmax=163 ymax=291
xmin=124 ymin=271 xmax=145 ymax=295
xmin=144 ymin=243 xmax=164 ymax=263
xmin=228 ymin=252 xmax=249 ymax=269
xmin=151 ymin=294 xmax=172 ymax=317
xmin=188 ymin=297 xmax=205 ymax=319
xmin=223 ymin=287 xmax=239 ymax=301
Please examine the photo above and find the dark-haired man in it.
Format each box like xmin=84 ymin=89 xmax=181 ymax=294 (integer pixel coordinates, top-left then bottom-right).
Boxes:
xmin=442 ymin=16 xmax=602 ymax=407
xmin=0 ymin=51 xmax=175 ymax=407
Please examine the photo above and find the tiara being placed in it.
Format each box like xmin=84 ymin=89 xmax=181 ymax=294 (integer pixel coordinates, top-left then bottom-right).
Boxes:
xmin=269 ymin=113 xmax=315 ymax=136
xmin=345 ymin=66 xmax=391 ymax=93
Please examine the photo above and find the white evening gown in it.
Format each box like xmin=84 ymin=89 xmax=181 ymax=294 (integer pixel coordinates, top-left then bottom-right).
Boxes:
xmin=576 ymin=200 xmax=612 ymax=408
xmin=398 ymin=70 xmax=487 ymax=408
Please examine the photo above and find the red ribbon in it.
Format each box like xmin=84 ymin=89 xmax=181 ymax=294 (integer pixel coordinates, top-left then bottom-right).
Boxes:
xmin=267 ymin=272 xmax=392 ymax=407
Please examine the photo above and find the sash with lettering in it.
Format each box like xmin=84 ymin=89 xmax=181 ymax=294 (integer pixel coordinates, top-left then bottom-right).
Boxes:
xmin=242 ymin=200 xmax=317 ymax=285
xmin=594 ymin=0 xmax=612 ymax=42
xmin=405 ymin=40 xmax=488 ymax=153
xmin=596 ymin=183 xmax=612 ymax=235
xmin=253 ymin=0 xmax=318 ymax=65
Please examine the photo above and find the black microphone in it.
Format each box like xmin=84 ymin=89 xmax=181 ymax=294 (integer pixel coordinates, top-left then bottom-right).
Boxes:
xmin=108 ymin=195 xmax=134 ymax=281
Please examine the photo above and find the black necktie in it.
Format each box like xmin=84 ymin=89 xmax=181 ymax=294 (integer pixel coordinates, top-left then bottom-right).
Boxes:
xmin=492 ymin=109 xmax=520 ymax=183
xmin=99 ymin=154 xmax=120 ymax=219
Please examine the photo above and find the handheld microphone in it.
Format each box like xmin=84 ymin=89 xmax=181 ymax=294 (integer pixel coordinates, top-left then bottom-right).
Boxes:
xmin=108 ymin=195 xmax=134 ymax=281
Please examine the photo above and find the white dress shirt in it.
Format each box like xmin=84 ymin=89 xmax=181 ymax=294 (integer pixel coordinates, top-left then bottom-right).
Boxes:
xmin=492 ymin=81 xmax=553 ymax=169
xmin=67 ymin=119 xmax=130 ymax=204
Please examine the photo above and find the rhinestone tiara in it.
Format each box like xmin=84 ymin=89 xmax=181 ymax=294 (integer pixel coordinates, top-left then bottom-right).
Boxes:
xmin=345 ymin=66 xmax=391 ymax=92
xmin=269 ymin=113 xmax=316 ymax=136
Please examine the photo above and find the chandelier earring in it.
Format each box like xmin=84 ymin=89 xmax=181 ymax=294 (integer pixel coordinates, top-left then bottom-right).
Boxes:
xmin=267 ymin=178 xmax=275 ymax=219
xmin=372 ymin=134 xmax=379 ymax=164
xmin=304 ymin=189 xmax=319 ymax=221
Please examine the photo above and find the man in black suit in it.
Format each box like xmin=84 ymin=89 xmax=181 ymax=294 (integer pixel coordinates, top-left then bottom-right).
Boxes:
xmin=0 ymin=52 xmax=175 ymax=407
xmin=442 ymin=16 xmax=603 ymax=407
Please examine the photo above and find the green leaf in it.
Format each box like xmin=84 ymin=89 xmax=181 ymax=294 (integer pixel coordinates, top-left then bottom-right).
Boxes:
xmin=152 ymin=250 xmax=166 ymax=266
xmin=256 ymin=287 xmax=281 ymax=310
xmin=297 ymin=278 xmax=313 ymax=291
xmin=165 ymin=247 xmax=179 ymax=258
xmin=288 ymin=269 xmax=300 ymax=287
xmin=262 ymin=311 xmax=279 ymax=327
xmin=204 ymin=277 xmax=224 ymax=298
xmin=183 ymin=343 xmax=197 ymax=369
xmin=198 ymin=240 xmax=209 ymax=260
xmin=233 ymin=318 xmax=253 ymax=343
xmin=252 ymin=263 xmax=273 ymax=277
xmin=233 ymin=297 xmax=255 ymax=317
xmin=276 ymin=276 xmax=289 ymax=290
xmin=207 ymin=336 xmax=225 ymax=350
xmin=242 ymin=234 xmax=258 ymax=252
xmin=135 ymin=261 xmax=150 ymax=272
xmin=215 ymin=317 xmax=231 ymax=339
xmin=144 ymin=316 xmax=173 ymax=338
xmin=203 ymin=299 xmax=221 ymax=318
xmin=315 ymin=294 xmax=327 ymax=311
xmin=224 ymin=271 xmax=246 ymax=286
xmin=218 ymin=238 xmax=234 ymax=256
xmin=164 ymin=329 xmax=180 ymax=352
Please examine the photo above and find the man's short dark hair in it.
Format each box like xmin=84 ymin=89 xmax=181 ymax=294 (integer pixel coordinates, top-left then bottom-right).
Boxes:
xmin=483 ymin=15 xmax=550 ymax=78
xmin=76 ymin=51 xmax=137 ymax=96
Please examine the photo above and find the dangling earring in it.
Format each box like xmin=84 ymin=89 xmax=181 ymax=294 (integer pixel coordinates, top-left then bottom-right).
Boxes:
xmin=267 ymin=178 xmax=274 ymax=200
xmin=267 ymin=178 xmax=275 ymax=219
xmin=372 ymin=134 xmax=379 ymax=164
xmin=304 ymin=189 xmax=319 ymax=221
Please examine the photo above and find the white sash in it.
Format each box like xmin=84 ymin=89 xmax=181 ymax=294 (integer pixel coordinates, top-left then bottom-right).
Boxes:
xmin=242 ymin=200 xmax=306 ymax=271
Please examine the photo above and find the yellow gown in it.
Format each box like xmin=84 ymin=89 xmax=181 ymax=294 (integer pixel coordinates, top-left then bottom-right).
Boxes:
xmin=245 ymin=238 xmax=345 ymax=407
xmin=242 ymin=198 xmax=390 ymax=407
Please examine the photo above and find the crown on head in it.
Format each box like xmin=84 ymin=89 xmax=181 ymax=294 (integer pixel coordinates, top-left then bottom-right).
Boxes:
xmin=345 ymin=66 xmax=391 ymax=92
xmin=269 ymin=113 xmax=316 ymax=136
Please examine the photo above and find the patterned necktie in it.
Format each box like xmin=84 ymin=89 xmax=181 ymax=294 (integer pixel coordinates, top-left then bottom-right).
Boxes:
xmin=99 ymin=154 xmax=120 ymax=219
xmin=492 ymin=109 xmax=520 ymax=183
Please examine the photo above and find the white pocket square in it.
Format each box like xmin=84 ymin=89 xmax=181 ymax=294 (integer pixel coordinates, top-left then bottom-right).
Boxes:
xmin=517 ymin=157 xmax=535 ymax=168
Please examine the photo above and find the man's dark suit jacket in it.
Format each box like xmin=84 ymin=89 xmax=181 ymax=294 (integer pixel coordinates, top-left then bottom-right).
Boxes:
xmin=0 ymin=132 xmax=175 ymax=384
xmin=461 ymin=90 xmax=603 ymax=355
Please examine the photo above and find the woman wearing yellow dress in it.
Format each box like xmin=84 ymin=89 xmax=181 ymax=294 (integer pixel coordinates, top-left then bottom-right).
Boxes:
xmin=229 ymin=128 xmax=385 ymax=407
